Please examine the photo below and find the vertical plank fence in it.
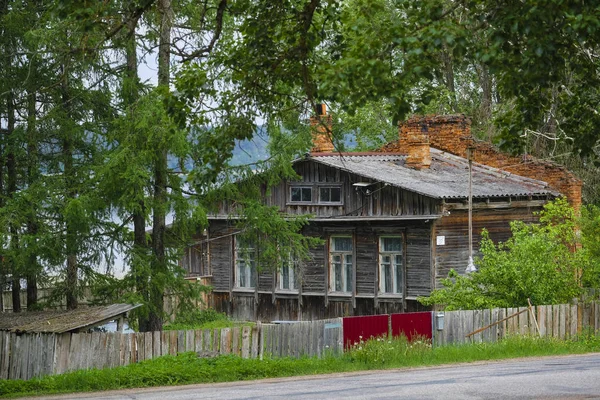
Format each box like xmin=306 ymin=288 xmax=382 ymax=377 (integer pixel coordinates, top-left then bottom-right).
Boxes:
xmin=3 ymin=303 xmax=600 ymax=381
xmin=434 ymin=302 xmax=600 ymax=346
xmin=0 ymin=318 xmax=343 ymax=381
xmin=261 ymin=318 xmax=343 ymax=358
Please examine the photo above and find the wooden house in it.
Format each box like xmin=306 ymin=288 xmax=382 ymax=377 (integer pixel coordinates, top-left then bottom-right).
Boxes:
xmin=181 ymin=110 xmax=581 ymax=322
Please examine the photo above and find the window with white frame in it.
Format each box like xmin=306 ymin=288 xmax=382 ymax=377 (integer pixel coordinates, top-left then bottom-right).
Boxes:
xmin=235 ymin=237 xmax=257 ymax=289
xmin=379 ymin=236 xmax=403 ymax=294
xmin=330 ymin=236 xmax=353 ymax=293
xmin=279 ymin=255 xmax=299 ymax=291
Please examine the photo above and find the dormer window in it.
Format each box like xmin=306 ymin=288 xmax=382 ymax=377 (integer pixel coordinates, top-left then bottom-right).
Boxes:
xmin=290 ymin=186 xmax=312 ymax=203
xmin=288 ymin=183 xmax=343 ymax=205
xmin=319 ymin=186 xmax=341 ymax=203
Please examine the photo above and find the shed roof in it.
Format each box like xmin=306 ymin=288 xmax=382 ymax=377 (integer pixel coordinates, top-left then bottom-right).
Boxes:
xmin=306 ymin=149 xmax=559 ymax=200
xmin=0 ymin=303 xmax=141 ymax=333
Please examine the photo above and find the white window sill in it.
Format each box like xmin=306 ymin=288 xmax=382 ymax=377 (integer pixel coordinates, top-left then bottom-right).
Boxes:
xmin=232 ymin=288 xmax=256 ymax=294
xmin=276 ymin=289 xmax=300 ymax=295
xmin=328 ymin=292 xmax=352 ymax=298
xmin=377 ymin=293 xmax=403 ymax=299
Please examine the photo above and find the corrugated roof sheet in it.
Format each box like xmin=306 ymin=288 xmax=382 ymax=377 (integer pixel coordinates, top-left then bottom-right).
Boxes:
xmin=0 ymin=303 xmax=141 ymax=333
xmin=308 ymin=149 xmax=558 ymax=199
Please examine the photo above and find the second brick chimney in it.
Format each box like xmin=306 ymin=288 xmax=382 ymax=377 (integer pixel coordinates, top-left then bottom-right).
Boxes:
xmin=399 ymin=115 xmax=473 ymax=159
xmin=310 ymin=104 xmax=334 ymax=153
xmin=378 ymin=114 xmax=582 ymax=211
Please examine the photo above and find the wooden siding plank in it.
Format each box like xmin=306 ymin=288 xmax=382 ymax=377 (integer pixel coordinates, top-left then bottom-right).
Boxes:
xmin=232 ymin=327 xmax=240 ymax=356
xmin=177 ymin=330 xmax=185 ymax=354
xmin=152 ymin=331 xmax=160 ymax=358
xmin=570 ymin=305 xmax=578 ymax=338
xmin=203 ymin=329 xmax=211 ymax=351
xmin=553 ymin=305 xmax=560 ymax=338
xmin=220 ymin=328 xmax=232 ymax=355
xmin=186 ymin=330 xmax=195 ymax=352
xmin=537 ymin=306 xmax=546 ymax=337
xmin=241 ymin=326 xmax=251 ymax=359
xmin=194 ymin=330 xmax=203 ymax=352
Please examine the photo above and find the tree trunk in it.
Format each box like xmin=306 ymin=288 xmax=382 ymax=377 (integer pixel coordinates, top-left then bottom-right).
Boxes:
xmin=26 ymin=80 xmax=39 ymax=309
xmin=441 ymin=46 xmax=457 ymax=112
xmin=6 ymin=91 xmax=20 ymax=313
xmin=478 ymin=62 xmax=493 ymax=141
xmin=147 ymin=0 xmax=173 ymax=331
xmin=124 ymin=8 xmax=151 ymax=332
xmin=61 ymin=67 xmax=78 ymax=310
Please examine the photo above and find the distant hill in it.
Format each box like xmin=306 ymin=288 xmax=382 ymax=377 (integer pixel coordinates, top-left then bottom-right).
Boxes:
xmin=229 ymin=128 xmax=359 ymax=166
xmin=230 ymin=127 xmax=270 ymax=166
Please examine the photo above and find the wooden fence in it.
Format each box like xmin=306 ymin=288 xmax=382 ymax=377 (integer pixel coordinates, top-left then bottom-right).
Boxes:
xmin=434 ymin=302 xmax=600 ymax=346
xmin=4 ymin=302 xmax=600 ymax=381
xmin=261 ymin=319 xmax=343 ymax=358
xmin=0 ymin=318 xmax=343 ymax=381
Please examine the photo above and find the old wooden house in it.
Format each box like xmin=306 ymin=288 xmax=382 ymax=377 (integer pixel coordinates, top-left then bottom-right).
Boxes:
xmin=181 ymin=111 xmax=582 ymax=321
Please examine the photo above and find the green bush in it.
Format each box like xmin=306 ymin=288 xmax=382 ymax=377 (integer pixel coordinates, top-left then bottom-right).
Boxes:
xmin=419 ymin=198 xmax=582 ymax=310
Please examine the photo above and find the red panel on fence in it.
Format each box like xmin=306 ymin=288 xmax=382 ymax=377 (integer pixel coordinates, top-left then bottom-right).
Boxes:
xmin=391 ymin=312 xmax=433 ymax=341
xmin=342 ymin=315 xmax=389 ymax=349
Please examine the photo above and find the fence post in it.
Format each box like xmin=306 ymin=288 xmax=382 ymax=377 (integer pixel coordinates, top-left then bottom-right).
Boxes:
xmin=256 ymin=321 xmax=263 ymax=360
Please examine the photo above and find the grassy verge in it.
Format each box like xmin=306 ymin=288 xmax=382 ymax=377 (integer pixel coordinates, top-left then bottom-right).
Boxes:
xmin=2 ymin=334 xmax=600 ymax=398
xmin=163 ymin=308 xmax=253 ymax=331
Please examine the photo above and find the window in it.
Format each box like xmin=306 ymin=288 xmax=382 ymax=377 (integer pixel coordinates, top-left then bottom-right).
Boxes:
xmin=279 ymin=256 xmax=299 ymax=291
xmin=319 ymin=186 xmax=341 ymax=203
xmin=181 ymin=245 xmax=204 ymax=276
xmin=330 ymin=236 xmax=353 ymax=293
xmin=288 ymin=184 xmax=343 ymax=205
xmin=235 ymin=237 xmax=257 ymax=289
xmin=290 ymin=186 xmax=312 ymax=202
xmin=379 ymin=236 xmax=403 ymax=294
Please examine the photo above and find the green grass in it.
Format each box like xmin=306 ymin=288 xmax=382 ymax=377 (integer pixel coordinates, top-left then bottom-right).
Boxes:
xmin=163 ymin=308 xmax=254 ymax=331
xmin=2 ymin=334 xmax=600 ymax=398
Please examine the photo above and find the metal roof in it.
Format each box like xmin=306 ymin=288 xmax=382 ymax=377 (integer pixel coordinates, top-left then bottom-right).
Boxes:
xmin=0 ymin=303 xmax=141 ymax=333
xmin=307 ymin=149 xmax=559 ymax=200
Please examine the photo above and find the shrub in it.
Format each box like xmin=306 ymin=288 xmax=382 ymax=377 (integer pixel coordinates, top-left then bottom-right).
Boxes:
xmin=419 ymin=198 xmax=582 ymax=310
xmin=164 ymin=308 xmax=231 ymax=330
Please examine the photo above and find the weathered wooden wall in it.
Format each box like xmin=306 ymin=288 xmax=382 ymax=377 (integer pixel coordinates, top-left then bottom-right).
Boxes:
xmin=0 ymin=318 xmax=343 ymax=381
xmin=204 ymin=220 xmax=433 ymax=321
xmin=210 ymin=292 xmax=428 ymax=322
xmin=433 ymin=206 xmax=542 ymax=287
xmin=265 ymin=160 xmax=440 ymax=218
xmin=208 ymin=220 xmax=234 ymax=291
xmin=214 ymin=160 xmax=440 ymax=218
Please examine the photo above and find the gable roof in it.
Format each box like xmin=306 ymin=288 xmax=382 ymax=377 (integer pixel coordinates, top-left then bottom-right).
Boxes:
xmin=305 ymin=148 xmax=558 ymax=200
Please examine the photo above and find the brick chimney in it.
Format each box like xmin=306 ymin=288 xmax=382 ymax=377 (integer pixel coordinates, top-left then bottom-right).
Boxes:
xmin=310 ymin=104 xmax=334 ymax=153
xmin=399 ymin=115 xmax=473 ymax=158
xmin=403 ymin=122 xmax=431 ymax=170
xmin=383 ymin=114 xmax=582 ymax=211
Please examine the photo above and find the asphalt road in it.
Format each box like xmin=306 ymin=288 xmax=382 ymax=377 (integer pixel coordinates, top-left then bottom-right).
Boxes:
xmin=36 ymin=353 xmax=600 ymax=400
